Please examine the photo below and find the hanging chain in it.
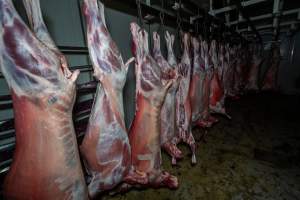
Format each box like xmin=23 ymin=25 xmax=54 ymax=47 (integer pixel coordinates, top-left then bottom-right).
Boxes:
xmin=203 ymin=15 xmax=207 ymax=40
xmin=218 ymin=25 xmax=221 ymax=43
xmin=176 ymin=0 xmax=183 ymax=54
xmin=236 ymin=8 xmax=239 ymax=32
xmin=136 ymin=0 xmax=145 ymax=28
xmin=195 ymin=8 xmax=200 ymax=35
xmin=176 ymin=0 xmax=182 ymax=32
xmin=158 ymin=0 xmax=165 ymax=33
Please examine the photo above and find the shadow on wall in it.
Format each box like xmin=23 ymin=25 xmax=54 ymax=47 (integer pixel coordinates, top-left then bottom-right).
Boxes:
xmin=295 ymin=76 xmax=300 ymax=89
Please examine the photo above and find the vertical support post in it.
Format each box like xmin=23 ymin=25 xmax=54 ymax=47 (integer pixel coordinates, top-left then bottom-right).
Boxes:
xmin=225 ymin=0 xmax=230 ymax=26
xmin=273 ymin=0 xmax=284 ymax=41
xmin=209 ymin=0 xmax=215 ymax=16
xmin=145 ymin=0 xmax=151 ymax=6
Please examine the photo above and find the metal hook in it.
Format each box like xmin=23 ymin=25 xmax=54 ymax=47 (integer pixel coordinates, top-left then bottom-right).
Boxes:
xmin=136 ymin=0 xmax=145 ymax=28
xmin=158 ymin=0 xmax=165 ymax=34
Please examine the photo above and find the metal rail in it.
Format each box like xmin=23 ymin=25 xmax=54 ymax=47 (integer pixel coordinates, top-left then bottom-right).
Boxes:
xmin=233 ymin=0 xmax=262 ymax=43
xmin=209 ymin=0 xmax=268 ymax=15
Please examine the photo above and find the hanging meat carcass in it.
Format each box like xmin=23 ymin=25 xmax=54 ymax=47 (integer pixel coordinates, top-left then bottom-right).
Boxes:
xmin=165 ymin=31 xmax=178 ymax=68
xmin=209 ymin=40 xmax=230 ymax=118
xmin=227 ymin=45 xmax=240 ymax=99
xmin=175 ymin=32 xmax=197 ymax=164
xmin=241 ymin=45 xmax=251 ymax=90
xmin=261 ymin=44 xmax=280 ymax=91
xmin=80 ymin=1 xmax=147 ymax=197
xmin=1 ymin=0 xmax=88 ymax=199
xmin=219 ymin=44 xmax=231 ymax=116
xmin=233 ymin=44 xmax=244 ymax=96
xmin=198 ymin=40 xmax=219 ymax=127
xmin=189 ymin=37 xmax=204 ymax=122
xmin=220 ymin=44 xmax=231 ymax=99
xmin=189 ymin=37 xmax=206 ymax=126
xmin=129 ymin=23 xmax=178 ymax=189
xmin=152 ymin=32 xmax=183 ymax=165
xmin=222 ymin=44 xmax=233 ymax=98
xmin=245 ymin=44 xmax=263 ymax=91
xmin=233 ymin=44 xmax=249 ymax=95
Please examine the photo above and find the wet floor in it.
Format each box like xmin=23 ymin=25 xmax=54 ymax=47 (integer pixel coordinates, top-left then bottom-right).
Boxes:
xmin=105 ymin=93 xmax=300 ymax=200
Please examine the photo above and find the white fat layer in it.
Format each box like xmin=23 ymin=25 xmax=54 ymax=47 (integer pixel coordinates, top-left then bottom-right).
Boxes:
xmin=176 ymin=35 xmax=192 ymax=132
xmin=160 ymin=92 xmax=176 ymax=144
xmin=1 ymin=2 xmax=87 ymax=199
xmin=0 ymin=0 xmax=66 ymax=99
xmin=165 ymin=31 xmax=177 ymax=67
xmin=152 ymin=32 xmax=177 ymax=145
xmin=193 ymin=54 xmax=205 ymax=106
xmin=83 ymin=1 xmax=132 ymax=193
xmin=22 ymin=0 xmax=58 ymax=51
xmin=85 ymin=0 xmax=126 ymax=87
xmin=135 ymin=29 xmax=165 ymax=103
xmin=84 ymin=85 xmax=130 ymax=192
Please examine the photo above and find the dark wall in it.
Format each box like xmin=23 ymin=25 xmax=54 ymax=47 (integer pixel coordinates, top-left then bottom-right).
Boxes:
xmin=278 ymin=33 xmax=300 ymax=95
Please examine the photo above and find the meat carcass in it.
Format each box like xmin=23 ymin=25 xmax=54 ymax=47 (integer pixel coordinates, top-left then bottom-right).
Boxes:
xmin=222 ymin=44 xmax=232 ymax=98
xmin=227 ymin=45 xmax=240 ymax=99
xmin=196 ymin=40 xmax=218 ymax=127
xmin=175 ymin=33 xmax=196 ymax=164
xmin=219 ymin=44 xmax=229 ymax=90
xmin=245 ymin=44 xmax=263 ymax=91
xmin=80 ymin=1 xmax=146 ymax=197
xmin=209 ymin=40 xmax=230 ymax=118
xmin=165 ymin=31 xmax=178 ymax=68
xmin=189 ymin=37 xmax=206 ymax=125
xmin=262 ymin=44 xmax=280 ymax=91
xmin=152 ymin=32 xmax=183 ymax=165
xmin=1 ymin=0 xmax=88 ymax=199
xmin=240 ymin=45 xmax=250 ymax=91
xmin=209 ymin=40 xmax=229 ymax=118
xmin=129 ymin=23 xmax=178 ymax=188
xmin=233 ymin=44 xmax=246 ymax=96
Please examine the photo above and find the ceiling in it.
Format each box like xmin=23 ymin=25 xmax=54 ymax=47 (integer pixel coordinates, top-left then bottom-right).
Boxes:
xmin=157 ymin=0 xmax=300 ymax=42
xmin=189 ymin=0 xmax=300 ymax=41
xmin=106 ymin=0 xmax=300 ymax=43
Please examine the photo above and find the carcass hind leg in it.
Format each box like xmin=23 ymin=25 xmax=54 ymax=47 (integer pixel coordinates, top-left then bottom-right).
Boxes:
xmin=87 ymin=174 xmax=101 ymax=199
xmin=123 ymin=168 xmax=148 ymax=185
xmin=196 ymin=119 xmax=213 ymax=128
xmin=208 ymin=115 xmax=218 ymax=124
xmin=162 ymin=142 xmax=183 ymax=165
xmin=185 ymin=131 xmax=197 ymax=164
xmin=152 ymin=171 xmax=178 ymax=189
xmin=170 ymin=136 xmax=182 ymax=165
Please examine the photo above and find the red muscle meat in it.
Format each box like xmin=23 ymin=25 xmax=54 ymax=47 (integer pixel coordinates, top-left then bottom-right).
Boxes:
xmin=152 ymin=32 xmax=182 ymax=165
xmin=129 ymin=23 xmax=178 ymax=189
xmin=1 ymin=0 xmax=88 ymax=199
xmin=80 ymin=1 xmax=147 ymax=197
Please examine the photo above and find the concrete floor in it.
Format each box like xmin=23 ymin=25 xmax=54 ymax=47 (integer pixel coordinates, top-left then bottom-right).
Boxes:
xmin=105 ymin=93 xmax=300 ymax=200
